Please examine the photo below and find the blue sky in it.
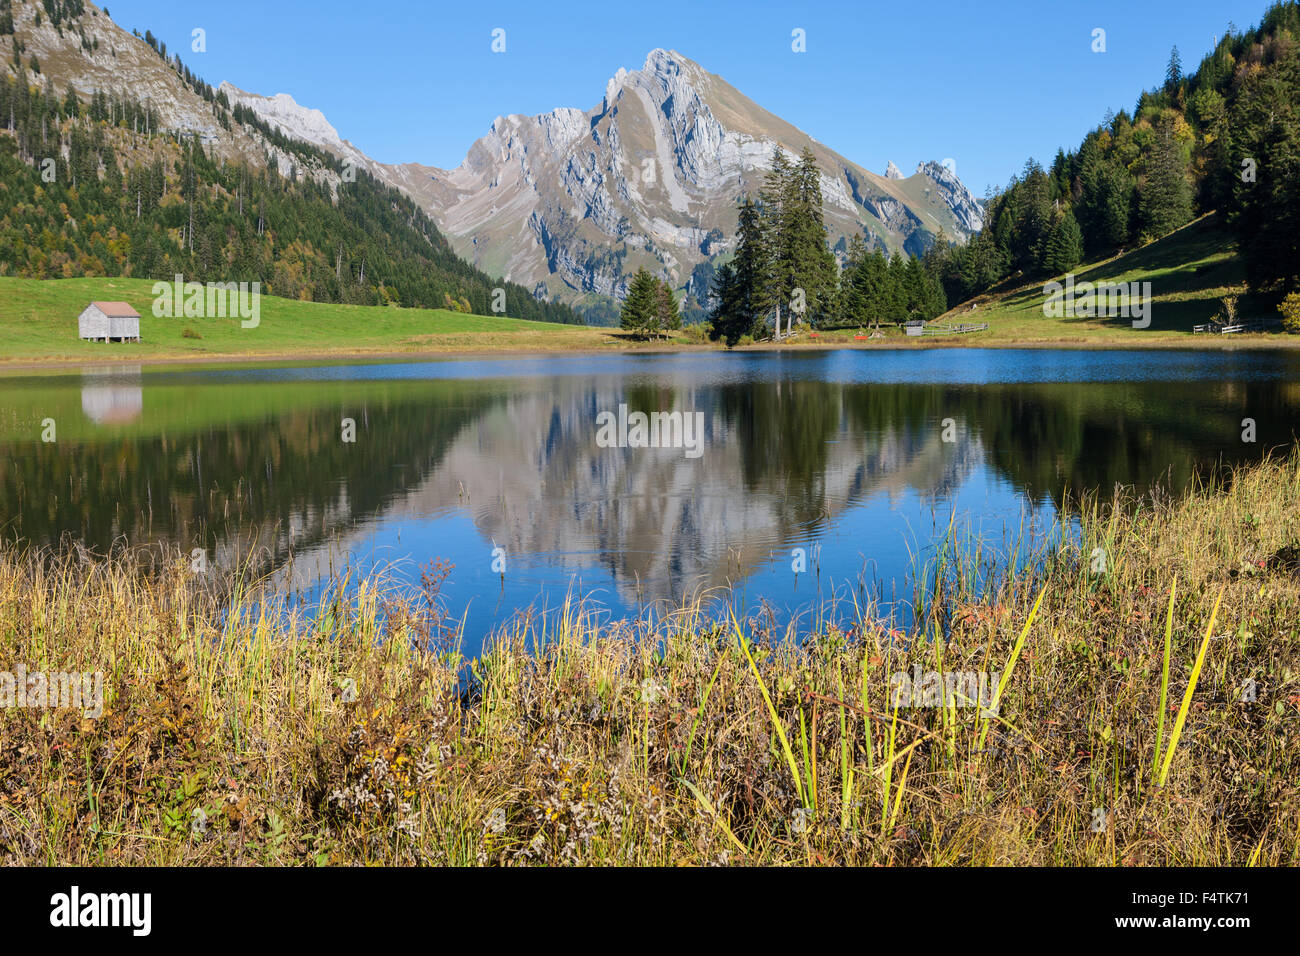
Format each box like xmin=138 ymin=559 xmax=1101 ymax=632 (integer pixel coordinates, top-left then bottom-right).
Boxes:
xmin=103 ymin=0 xmax=1271 ymax=195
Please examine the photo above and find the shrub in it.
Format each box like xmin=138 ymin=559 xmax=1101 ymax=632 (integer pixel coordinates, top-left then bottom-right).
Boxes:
xmin=1220 ymin=290 xmax=1240 ymax=325
xmin=1279 ymin=292 xmax=1300 ymax=333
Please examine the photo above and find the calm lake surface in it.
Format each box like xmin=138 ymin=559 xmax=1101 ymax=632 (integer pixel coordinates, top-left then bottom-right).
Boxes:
xmin=2 ymin=348 xmax=1297 ymax=650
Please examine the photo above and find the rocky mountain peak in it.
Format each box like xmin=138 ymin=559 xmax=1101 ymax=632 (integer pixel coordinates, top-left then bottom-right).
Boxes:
xmin=916 ymin=160 xmax=984 ymax=233
xmin=884 ymin=160 xmax=906 ymax=180
xmin=644 ymin=47 xmax=686 ymax=76
xmin=219 ymin=83 xmax=344 ymax=149
xmin=603 ymin=48 xmax=706 ymax=119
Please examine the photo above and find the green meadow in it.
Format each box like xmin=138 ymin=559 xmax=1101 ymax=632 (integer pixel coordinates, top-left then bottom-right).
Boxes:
xmin=0 ymin=276 xmax=637 ymax=364
xmin=786 ymin=215 xmax=1295 ymax=350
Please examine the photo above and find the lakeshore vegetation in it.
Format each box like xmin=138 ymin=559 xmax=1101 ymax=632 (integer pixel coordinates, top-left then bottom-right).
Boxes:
xmin=0 ymin=453 xmax=1297 ymax=865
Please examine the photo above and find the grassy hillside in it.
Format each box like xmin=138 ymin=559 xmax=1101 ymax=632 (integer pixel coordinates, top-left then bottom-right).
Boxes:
xmin=0 ymin=277 xmax=656 ymax=363
xmin=938 ymin=215 xmax=1285 ymax=345
xmin=740 ymin=215 xmax=1295 ymax=349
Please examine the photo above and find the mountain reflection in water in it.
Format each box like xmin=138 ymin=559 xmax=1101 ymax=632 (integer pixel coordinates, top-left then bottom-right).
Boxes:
xmin=1 ymin=349 xmax=1297 ymax=649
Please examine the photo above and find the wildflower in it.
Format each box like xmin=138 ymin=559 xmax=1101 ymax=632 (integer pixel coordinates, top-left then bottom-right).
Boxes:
xmin=640 ymin=678 xmax=665 ymax=704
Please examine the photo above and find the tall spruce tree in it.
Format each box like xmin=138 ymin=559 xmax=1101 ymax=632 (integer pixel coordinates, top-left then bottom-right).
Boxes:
xmin=1010 ymin=159 xmax=1055 ymax=273
xmin=1077 ymin=139 xmax=1135 ymax=252
xmin=789 ymin=147 xmax=838 ymax=325
xmin=755 ymin=146 xmax=836 ymax=332
xmin=1165 ymin=46 xmax=1183 ymax=92
xmin=839 ymin=235 xmax=870 ymax=325
xmin=707 ymin=196 xmax=769 ymax=345
xmin=1138 ymin=117 xmax=1193 ymax=238
xmin=758 ymin=147 xmax=793 ymax=325
xmin=654 ymin=279 xmax=682 ymax=333
xmin=707 ymin=261 xmax=744 ymax=345
xmin=1044 ymin=210 xmax=1085 ymax=273
xmin=620 ymin=268 xmax=660 ymax=338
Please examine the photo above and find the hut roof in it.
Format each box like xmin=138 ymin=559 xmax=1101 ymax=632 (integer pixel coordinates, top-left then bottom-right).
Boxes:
xmin=89 ymin=301 xmax=140 ymax=317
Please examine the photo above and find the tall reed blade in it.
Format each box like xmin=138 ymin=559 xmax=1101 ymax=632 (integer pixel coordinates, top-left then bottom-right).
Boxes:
xmin=977 ymin=585 xmax=1046 ymax=751
xmin=837 ymin=664 xmax=853 ymax=831
xmin=1157 ymin=587 xmax=1223 ymax=788
xmin=735 ymin=619 xmax=805 ymax=806
xmin=1152 ymin=575 xmax=1177 ymax=779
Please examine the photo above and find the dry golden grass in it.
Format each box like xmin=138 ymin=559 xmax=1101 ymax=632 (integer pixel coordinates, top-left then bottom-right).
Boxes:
xmin=1 ymin=455 xmax=1298 ymax=865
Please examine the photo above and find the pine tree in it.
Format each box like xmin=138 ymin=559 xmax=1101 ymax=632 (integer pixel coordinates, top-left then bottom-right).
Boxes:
xmin=1165 ymin=46 xmax=1183 ymax=92
xmin=620 ymin=268 xmax=660 ymax=338
xmin=707 ymin=262 xmax=742 ymax=344
xmin=884 ymin=254 xmax=909 ymax=323
xmin=758 ymin=147 xmax=794 ymax=322
xmin=654 ymin=279 xmax=681 ymax=333
xmin=860 ymin=248 xmax=893 ymax=324
xmin=1013 ymin=159 xmax=1055 ymax=273
xmin=1044 ymin=210 xmax=1085 ymax=274
xmin=1095 ymin=160 xmax=1134 ymax=249
xmin=839 ymin=235 xmax=869 ymax=325
xmin=789 ymin=147 xmax=838 ymax=325
xmin=754 ymin=147 xmax=836 ymax=332
xmin=728 ymin=196 xmax=767 ymax=336
xmin=1139 ymin=117 xmax=1193 ymax=239
xmin=1076 ymin=136 xmax=1135 ymax=252
xmin=1050 ymin=148 xmax=1073 ymax=201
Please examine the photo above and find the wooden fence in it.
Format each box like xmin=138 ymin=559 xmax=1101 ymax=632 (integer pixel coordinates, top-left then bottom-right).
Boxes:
xmin=905 ymin=321 xmax=990 ymax=336
xmin=1193 ymin=318 xmax=1282 ymax=335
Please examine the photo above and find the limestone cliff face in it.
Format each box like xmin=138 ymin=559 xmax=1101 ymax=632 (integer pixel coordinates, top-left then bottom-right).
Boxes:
xmin=915 ymin=160 xmax=985 ymax=234
xmin=383 ymin=50 xmax=985 ymax=309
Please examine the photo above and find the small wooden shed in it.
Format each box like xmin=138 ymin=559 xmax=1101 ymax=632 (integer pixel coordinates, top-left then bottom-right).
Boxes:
xmin=78 ymin=301 xmax=141 ymax=342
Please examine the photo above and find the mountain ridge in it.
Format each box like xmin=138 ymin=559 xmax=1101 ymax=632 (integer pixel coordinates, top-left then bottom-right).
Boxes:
xmin=0 ymin=0 xmax=581 ymax=323
xmin=222 ymin=47 xmax=984 ymax=316
xmin=5 ymin=1 xmax=982 ymax=320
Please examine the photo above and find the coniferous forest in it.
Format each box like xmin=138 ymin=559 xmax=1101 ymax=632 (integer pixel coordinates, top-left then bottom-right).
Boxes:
xmin=933 ymin=2 xmax=1300 ymax=303
xmin=707 ymin=146 xmax=950 ymax=344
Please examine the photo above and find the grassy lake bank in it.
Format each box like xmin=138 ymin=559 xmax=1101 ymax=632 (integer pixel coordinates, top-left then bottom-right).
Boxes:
xmin=1 ymin=454 xmax=1297 ymax=866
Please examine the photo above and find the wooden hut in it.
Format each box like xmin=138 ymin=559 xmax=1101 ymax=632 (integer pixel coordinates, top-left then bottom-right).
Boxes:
xmin=78 ymin=302 xmax=141 ymax=342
